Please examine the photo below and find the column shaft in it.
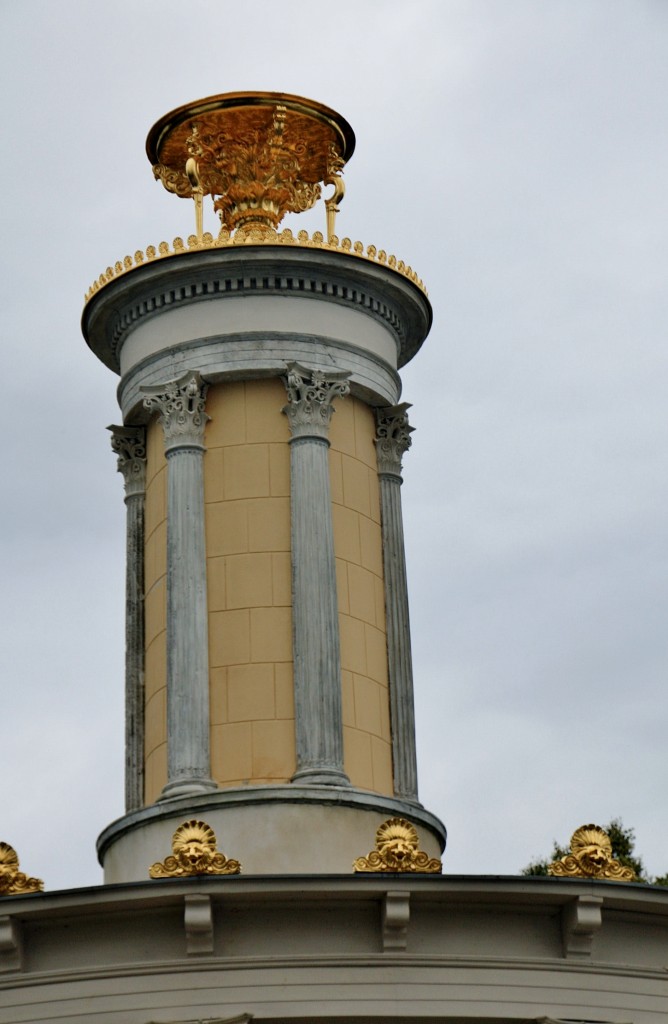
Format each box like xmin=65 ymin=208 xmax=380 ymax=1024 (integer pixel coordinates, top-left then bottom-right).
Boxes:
xmin=109 ymin=426 xmax=146 ymax=813
xmin=376 ymin=406 xmax=419 ymax=802
xmin=143 ymin=372 xmax=216 ymax=799
xmin=283 ymin=363 xmax=351 ymax=786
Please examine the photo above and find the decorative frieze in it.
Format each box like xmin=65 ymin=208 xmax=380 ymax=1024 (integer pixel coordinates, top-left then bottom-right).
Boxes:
xmin=283 ymin=363 xmax=351 ymax=786
xmin=142 ymin=372 xmax=216 ymax=799
xmin=375 ymin=406 xmax=418 ymax=802
xmin=109 ymin=424 xmax=146 ymax=813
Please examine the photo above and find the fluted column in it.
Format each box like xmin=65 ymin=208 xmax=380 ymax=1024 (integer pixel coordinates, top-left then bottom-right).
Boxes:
xmin=109 ymin=425 xmax=146 ymax=813
xmin=142 ymin=371 xmax=216 ymax=799
xmin=282 ymin=363 xmax=351 ymax=786
xmin=375 ymin=404 xmax=418 ymax=802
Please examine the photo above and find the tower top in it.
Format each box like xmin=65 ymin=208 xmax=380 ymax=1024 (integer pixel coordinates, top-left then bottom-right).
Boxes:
xmin=147 ymin=91 xmax=355 ymax=239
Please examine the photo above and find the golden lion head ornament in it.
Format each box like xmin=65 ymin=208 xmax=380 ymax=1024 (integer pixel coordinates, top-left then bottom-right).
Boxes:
xmin=0 ymin=842 xmax=43 ymax=896
xmin=353 ymin=817 xmax=441 ymax=873
xmin=549 ymin=824 xmax=636 ymax=881
xmin=149 ymin=819 xmax=241 ymax=878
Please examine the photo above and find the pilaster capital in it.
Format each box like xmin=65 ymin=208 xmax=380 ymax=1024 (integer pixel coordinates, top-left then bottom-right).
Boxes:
xmin=282 ymin=362 xmax=351 ymax=440
xmin=108 ymin=424 xmax=147 ymax=498
xmin=375 ymin=403 xmax=414 ymax=475
xmin=142 ymin=371 xmax=209 ymax=451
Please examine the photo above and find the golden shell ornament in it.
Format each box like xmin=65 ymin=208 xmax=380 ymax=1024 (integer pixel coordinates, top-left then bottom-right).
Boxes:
xmin=548 ymin=824 xmax=636 ymax=881
xmin=149 ymin=819 xmax=241 ymax=878
xmin=0 ymin=842 xmax=44 ymax=896
xmin=353 ymin=817 xmax=441 ymax=874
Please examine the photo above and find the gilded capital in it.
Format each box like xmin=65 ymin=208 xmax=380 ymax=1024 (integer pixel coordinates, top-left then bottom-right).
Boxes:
xmin=282 ymin=363 xmax=351 ymax=440
xmin=108 ymin=425 xmax=147 ymax=498
xmin=0 ymin=842 xmax=44 ymax=896
xmin=375 ymin=404 xmax=414 ymax=476
xmin=142 ymin=371 xmax=209 ymax=451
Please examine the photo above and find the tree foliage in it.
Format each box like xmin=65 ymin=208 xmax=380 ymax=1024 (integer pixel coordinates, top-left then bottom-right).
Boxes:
xmin=522 ymin=819 xmax=668 ymax=885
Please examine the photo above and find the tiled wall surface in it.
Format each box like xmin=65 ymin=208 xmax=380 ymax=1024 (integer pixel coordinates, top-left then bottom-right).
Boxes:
xmin=142 ymin=378 xmax=392 ymax=803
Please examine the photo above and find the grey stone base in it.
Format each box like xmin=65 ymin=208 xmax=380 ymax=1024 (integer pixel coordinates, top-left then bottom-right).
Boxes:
xmin=97 ymin=784 xmax=447 ymax=883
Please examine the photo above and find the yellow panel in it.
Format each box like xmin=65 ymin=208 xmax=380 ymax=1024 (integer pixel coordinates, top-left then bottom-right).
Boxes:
xmin=144 ymin=687 xmax=167 ymax=757
xmin=247 ymin=497 xmax=290 ymax=551
xmin=210 ymin=667 xmax=228 ymax=725
xmin=250 ymin=606 xmax=292 ymax=662
xmin=252 ymin=719 xmax=296 ymax=779
xmin=224 ymin=444 xmax=270 ymax=499
xmin=271 ymin=552 xmax=291 ymax=606
xmin=347 ymin=563 xmax=377 ymax=625
xmin=274 ymin=662 xmax=295 ymax=719
xmin=226 ymin=552 xmax=273 ymax=609
xmin=245 ymin=378 xmax=291 ymax=443
xmin=203 ymin=379 xmax=296 ymax=789
xmin=343 ymin=726 xmax=373 ymax=790
xmin=211 ymin=722 xmax=252 ymax=783
xmin=371 ymin=736 xmax=394 ymax=793
xmin=353 ymin=399 xmax=378 ymax=468
xmin=353 ymin=674 xmax=382 ymax=736
xmin=206 ymin=381 xmax=246 ymax=447
xmin=328 ymin=391 xmax=355 ymax=455
xmin=341 ymin=455 xmax=371 ymax=517
xmin=145 ymin=743 xmax=167 ymax=805
xmin=228 ymin=663 xmax=275 ymax=722
xmin=206 ymin=500 xmax=249 ymax=556
xmin=209 ymin=609 xmax=251 ymax=667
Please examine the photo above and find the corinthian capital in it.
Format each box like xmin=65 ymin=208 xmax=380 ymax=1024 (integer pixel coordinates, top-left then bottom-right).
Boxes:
xmin=142 ymin=371 xmax=209 ymax=451
xmin=108 ymin=424 xmax=147 ymax=498
xmin=375 ymin=404 xmax=414 ymax=476
xmin=282 ymin=362 xmax=351 ymax=440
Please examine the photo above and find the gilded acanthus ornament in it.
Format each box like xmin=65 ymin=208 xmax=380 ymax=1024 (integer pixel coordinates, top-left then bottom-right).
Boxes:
xmin=147 ymin=92 xmax=354 ymax=239
xmin=548 ymin=825 xmax=637 ymax=882
xmin=149 ymin=820 xmax=241 ymax=879
xmin=353 ymin=818 xmax=442 ymax=874
xmin=0 ymin=842 xmax=44 ymax=896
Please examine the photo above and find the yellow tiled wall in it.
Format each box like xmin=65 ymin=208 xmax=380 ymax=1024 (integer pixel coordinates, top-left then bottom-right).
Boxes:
xmin=143 ymin=415 xmax=168 ymax=803
xmin=204 ymin=379 xmax=295 ymax=787
xmin=329 ymin=396 xmax=392 ymax=795
xmin=142 ymin=378 xmax=392 ymax=803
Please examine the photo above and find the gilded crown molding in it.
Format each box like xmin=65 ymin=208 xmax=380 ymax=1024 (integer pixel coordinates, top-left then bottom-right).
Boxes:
xmin=84 ymin=228 xmax=427 ymax=305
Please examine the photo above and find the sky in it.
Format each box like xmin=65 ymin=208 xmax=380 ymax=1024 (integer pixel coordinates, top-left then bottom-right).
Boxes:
xmin=1 ymin=0 xmax=667 ymax=891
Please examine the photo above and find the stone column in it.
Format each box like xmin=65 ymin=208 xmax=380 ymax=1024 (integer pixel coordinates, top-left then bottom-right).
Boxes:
xmin=142 ymin=371 xmax=217 ymax=799
xmin=282 ymin=363 xmax=351 ymax=786
xmin=109 ymin=425 xmax=146 ymax=813
xmin=375 ymin=404 xmax=418 ymax=802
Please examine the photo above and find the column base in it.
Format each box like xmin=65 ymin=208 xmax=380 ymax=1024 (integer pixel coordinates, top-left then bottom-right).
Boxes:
xmin=291 ymin=766 xmax=351 ymax=786
xmin=98 ymin=784 xmax=447 ymax=882
xmin=158 ymin=777 xmax=218 ymax=801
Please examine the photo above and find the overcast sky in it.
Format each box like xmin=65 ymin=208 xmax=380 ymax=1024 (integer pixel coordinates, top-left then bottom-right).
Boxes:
xmin=1 ymin=0 xmax=667 ymax=891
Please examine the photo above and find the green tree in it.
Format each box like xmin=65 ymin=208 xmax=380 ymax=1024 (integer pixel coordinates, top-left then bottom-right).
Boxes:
xmin=522 ymin=819 xmax=668 ymax=885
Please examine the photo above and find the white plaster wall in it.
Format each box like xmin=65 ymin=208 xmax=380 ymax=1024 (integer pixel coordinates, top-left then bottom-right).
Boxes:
xmin=119 ymin=293 xmax=398 ymax=377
